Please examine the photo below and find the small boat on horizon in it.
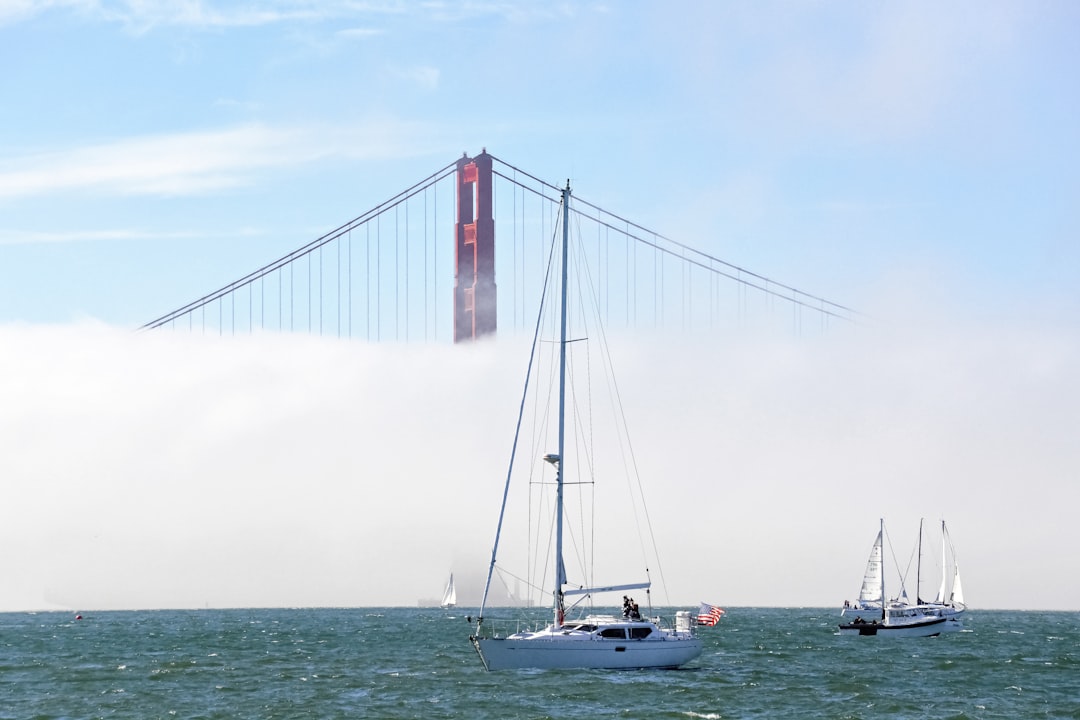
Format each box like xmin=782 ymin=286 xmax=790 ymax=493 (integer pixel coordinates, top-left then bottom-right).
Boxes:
xmin=440 ymin=573 xmax=457 ymax=609
xmin=839 ymin=519 xmax=963 ymax=638
xmin=917 ymin=518 xmax=966 ymax=620
xmin=840 ymin=521 xmax=888 ymax=621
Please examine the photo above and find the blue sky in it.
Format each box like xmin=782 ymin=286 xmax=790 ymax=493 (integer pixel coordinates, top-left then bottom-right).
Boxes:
xmin=1 ymin=1 xmax=1078 ymax=611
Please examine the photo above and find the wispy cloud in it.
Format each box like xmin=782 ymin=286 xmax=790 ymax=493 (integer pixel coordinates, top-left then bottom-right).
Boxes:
xmin=0 ymin=227 xmax=261 ymax=246
xmin=0 ymin=125 xmax=310 ymax=198
xmin=0 ymin=0 xmax=40 ymax=26
xmin=0 ymin=0 xmax=374 ymax=31
xmin=0 ymin=121 xmax=432 ymax=200
xmin=335 ymin=26 xmax=384 ymax=40
xmin=766 ymin=2 xmax=1026 ymax=143
xmin=417 ymin=0 xmax=583 ymax=24
xmin=672 ymin=2 xmax=1030 ymax=148
xmin=0 ymin=0 xmax=570 ymax=32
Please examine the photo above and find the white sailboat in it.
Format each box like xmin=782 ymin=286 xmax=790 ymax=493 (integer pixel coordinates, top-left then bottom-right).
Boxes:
xmin=469 ymin=184 xmax=702 ymax=671
xmin=838 ymin=519 xmax=963 ymax=637
xmin=840 ymin=525 xmax=886 ymax=621
xmin=441 ymin=573 xmax=457 ymax=609
xmin=921 ymin=519 xmax=966 ymax=620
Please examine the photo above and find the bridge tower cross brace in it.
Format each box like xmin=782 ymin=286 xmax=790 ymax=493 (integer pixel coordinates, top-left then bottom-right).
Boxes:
xmin=453 ymin=150 xmax=496 ymax=342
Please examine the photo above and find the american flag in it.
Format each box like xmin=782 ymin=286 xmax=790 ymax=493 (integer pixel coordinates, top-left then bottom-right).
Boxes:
xmin=697 ymin=602 xmax=725 ymax=626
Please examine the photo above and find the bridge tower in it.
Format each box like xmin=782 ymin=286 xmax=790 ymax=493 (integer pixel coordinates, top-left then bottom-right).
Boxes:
xmin=453 ymin=150 xmax=496 ymax=342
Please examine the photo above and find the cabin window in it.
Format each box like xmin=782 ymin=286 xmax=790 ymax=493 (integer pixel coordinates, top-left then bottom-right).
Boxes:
xmin=563 ymin=623 xmax=597 ymax=633
xmin=629 ymin=627 xmax=653 ymax=639
xmin=599 ymin=628 xmax=627 ymax=639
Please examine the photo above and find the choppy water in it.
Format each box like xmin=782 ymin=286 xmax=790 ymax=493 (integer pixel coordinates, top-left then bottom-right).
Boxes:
xmin=1 ymin=607 xmax=1077 ymax=719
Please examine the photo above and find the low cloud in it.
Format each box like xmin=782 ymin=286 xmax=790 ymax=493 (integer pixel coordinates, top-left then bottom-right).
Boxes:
xmin=0 ymin=313 xmax=1076 ymax=611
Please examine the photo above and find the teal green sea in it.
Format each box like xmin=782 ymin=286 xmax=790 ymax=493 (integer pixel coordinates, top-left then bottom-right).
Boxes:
xmin=1 ymin=608 xmax=1076 ymax=719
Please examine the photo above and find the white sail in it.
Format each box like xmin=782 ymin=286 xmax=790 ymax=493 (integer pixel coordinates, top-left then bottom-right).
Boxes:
xmin=441 ymin=574 xmax=457 ymax=608
xmin=943 ymin=521 xmax=965 ymax=608
xmin=857 ymin=530 xmax=884 ymax=605
xmin=921 ymin=520 xmax=966 ymax=620
xmin=950 ymin=564 xmax=965 ymax=607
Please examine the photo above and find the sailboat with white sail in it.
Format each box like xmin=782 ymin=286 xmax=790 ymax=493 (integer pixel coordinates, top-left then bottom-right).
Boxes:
xmin=840 ymin=524 xmax=887 ymax=621
xmin=469 ymin=184 xmax=702 ymax=671
xmin=838 ymin=519 xmax=963 ymax=637
xmin=441 ymin=573 xmax=457 ymax=609
xmin=916 ymin=519 xmax=965 ymax=620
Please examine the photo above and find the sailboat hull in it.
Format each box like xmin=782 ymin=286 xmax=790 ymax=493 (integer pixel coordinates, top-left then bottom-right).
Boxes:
xmin=471 ymin=634 xmax=702 ymax=671
xmin=838 ymin=615 xmax=963 ymax=637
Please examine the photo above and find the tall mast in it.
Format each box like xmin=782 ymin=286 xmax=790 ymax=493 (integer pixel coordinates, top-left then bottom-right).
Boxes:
xmin=917 ymin=517 xmax=924 ymax=605
xmin=938 ymin=519 xmax=948 ymax=604
xmin=553 ymin=182 xmax=571 ymax=625
xmin=880 ymin=518 xmax=887 ymax=622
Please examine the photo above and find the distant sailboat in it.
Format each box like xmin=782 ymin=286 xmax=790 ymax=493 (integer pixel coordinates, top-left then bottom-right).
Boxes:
xmin=841 ymin=525 xmax=885 ymax=621
xmin=923 ymin=519 xmax=966 ymax=619
xmin=441 ymin=574 xmax=457 ymax=609
xmin=842 ymin=518 xmax=968 ymax=624
xmin=838 ymin=519 xmax=963 ymax=637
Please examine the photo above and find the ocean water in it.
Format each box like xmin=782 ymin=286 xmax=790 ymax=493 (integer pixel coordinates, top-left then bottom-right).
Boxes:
xmin=1 ymin=607 xmax=1076 ymax=719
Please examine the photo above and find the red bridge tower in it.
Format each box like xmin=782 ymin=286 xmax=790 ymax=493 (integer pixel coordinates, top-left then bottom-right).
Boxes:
xmin=453 ymin=150 xmax=496 ymax=342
